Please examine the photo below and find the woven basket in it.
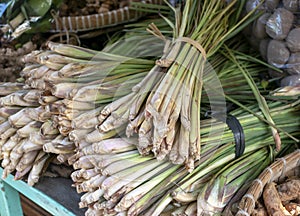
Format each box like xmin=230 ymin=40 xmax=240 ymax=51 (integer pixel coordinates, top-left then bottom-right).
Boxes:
xmin=49 ymin=0 xmax=164 ymax=33
xmin=236 ymin=149 xmax=300 ymax=216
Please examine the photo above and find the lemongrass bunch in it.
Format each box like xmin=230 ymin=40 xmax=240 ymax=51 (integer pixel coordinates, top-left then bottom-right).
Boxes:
xmin=70 ymin=99 xmax=299 ymax=215
xmin=96 ymin=0 xmax=264 ymax=170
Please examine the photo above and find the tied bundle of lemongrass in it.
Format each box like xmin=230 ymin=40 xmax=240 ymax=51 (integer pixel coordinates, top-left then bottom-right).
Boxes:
xmin=70 ymin=98 xmax=299 ymax=216
xmin=95 ymin=0 xmax=267 ymax=170
xmin=67 ymin=36 xmax=300 ymax=215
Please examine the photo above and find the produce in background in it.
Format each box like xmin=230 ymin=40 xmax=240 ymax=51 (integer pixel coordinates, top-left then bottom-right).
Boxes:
xmin=245 ymin=0 xmax=300 ymax=89
xmin=0 ymin=41 xmax=36 ymax=82
xmin=234 ymin=150 xmax=300 ymax=216
xmin=0 ymin=0 xmax=167 ymax=39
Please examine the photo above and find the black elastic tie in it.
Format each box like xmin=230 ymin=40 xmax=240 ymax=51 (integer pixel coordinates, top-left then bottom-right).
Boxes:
xmin=205 ymin=110 xmax=245 ymax=158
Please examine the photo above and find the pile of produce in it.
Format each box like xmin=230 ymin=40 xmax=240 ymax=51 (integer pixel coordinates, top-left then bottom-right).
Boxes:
xmin=0 ymin=1 xmax=299 ymax=216
xmin=0 ymin=0 xmax=166 ymax=39
xmin=236 ymin=150 xmax=299 ymax=216
xmin=58 ymin=0 xmax=132 ymax=16
xmin=245 ymin=0 xmax=300 ymax=88
xmin=0 ymin=41 xmax=36 ymax=82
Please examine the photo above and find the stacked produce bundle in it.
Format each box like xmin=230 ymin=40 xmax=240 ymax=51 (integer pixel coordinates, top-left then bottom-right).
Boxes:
xmin=0 ymin=18 xmax=168 ymax=185
xmin=245 ymin=0 xmax=300 ymax=92
xmin=92 ymin=0 xmax=280 ymax=171
xmin=70 ymin=98 xmax=299 ymax=215
xmin=0 ymin=1 xmax=298 ymax=215
xmin=0 ymin=82 xmax=61 ymax=185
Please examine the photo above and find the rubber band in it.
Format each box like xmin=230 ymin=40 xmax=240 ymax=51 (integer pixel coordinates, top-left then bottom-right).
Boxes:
xmin=176 ymin=37 xmax=207 ymax=60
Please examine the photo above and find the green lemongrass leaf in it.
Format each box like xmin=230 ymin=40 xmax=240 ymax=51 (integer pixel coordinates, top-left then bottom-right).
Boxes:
xmin=225 ymin=95 xmax=299 ymax=142
xmin=233 ymin=50 xmax=282 ymax=73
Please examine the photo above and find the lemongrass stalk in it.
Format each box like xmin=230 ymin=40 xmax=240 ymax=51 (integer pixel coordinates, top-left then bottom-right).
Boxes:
xmin=197 ymin=148 xmax=274 ymax=214
xmin=47 ymin=41 xmax=130 ymax=62
xmin=0 ymin=122 xmax=15 ymax=138
xmin=60 ymin=108 xmax=83 ymax=121
xmin=27 ymin=152 xmax=50 ymax=186
xmin=85 ymin=128 xmax=121 ymax=143
xmin=17 ymin=121 xmax=42 ymax=138
xmin=225 ymin=46 xmax=282 ymax=150
xmin=51 ymin=83 xmax=86 ymax=99
xmin=25 ymin=107 xmax=47 ymax=122
xmin=23 ymin=65 xmax=50 ymax=79
xmin=184 ymin=202 xmax=197 ymax=216
xmin=1 ymin=135 xmax=20 ymax=152
xmin=72 ymin=154 xmax=112 ymax=170
xmin=0 ymin=91 xmax=39 ymax=107
xmin=39 ymin=95 xmax=58 ymax=105
xmin=14 ymin=165 xmax=33 ymax=180
xmin=26 ymin=78 xmax=50 ymax=91
xmin=29 ymin=133 xmax=49 ymax=145
xmin=0 ymin=116 xmax=6 ymax=124
xmin=115 ymin=164 xmax=180 ymax=212
xmin=16 ymin=150 xmax=39 ymax=172
xmin=79 ymin=188 xmax=105 ymax=208
xmin=128 ymin=165 xmax=189 ymax=215
xmin=101 ymin=155 xmax=153 ymax=176
xmin=104 ymin=159 xmax=166 ymax=200
xmin=0 ymin=83 xmax=24 ymax=96
xmin=76 ymin=175 xmax=106 ymax=193
xmin=17 ymin=139 xmax=43 ymax=154
xmin=81 ymin=168 xmax=100 ymax=180
xmin=91 ymin=138 xmax=137 ymax=155
xmin=71 ymin=169 xmax=86 ymax=182
xmin=68 ymin=129 xmax=93 ymax=143
xmin=0 ymin=106 xmax=22 ymax=118
xmin=109 ymin=163 xmax=171 ymax=204
xmin=72 ymin=106 xmax=102 ymax=129
xmin=126 ymin=108 xmax=145 ymax=137
xmin=40 ymin=121 xmax=59 ymax=136
xmin=62 ymin=99 xmax=96 ymax=110
xmin=99 ymin=93 xmax=135 ymax=123
xmin=56 ymin=153 xmax=73 ymax=163
xmin=84 ymin=208 xmax=104 ymax=216
xmin=1 ymin=152 xmax=10 ymax=167
xmin=8 ymin=109 xmax=34 ymax=128
xmin=43 ymin=142 xmax=75 ymax=154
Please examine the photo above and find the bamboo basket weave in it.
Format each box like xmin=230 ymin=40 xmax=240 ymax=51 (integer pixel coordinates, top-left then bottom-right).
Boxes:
xmin=49 ymin=0 xmax=164 ymax=33
xmin=236 ymin=149 xmax=300 ymax=216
